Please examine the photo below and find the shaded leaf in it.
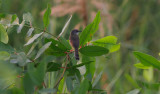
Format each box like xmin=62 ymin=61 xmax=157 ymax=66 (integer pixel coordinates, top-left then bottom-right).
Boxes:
xmin=0 ymin=51 xmax=10 ymax=61
xmin=43 ymin=4 xmax=51 ymax=27
xmin=28 ymin=62 xmax=46 ymax=85
xmin=38 ymin=88 xmax=57 ymax=93
xmin=35 ymin=42 xmax=52 ymax=60
xmin=0 ymin=42 xmax=14 ymax=53
xmin=92 ymin=36 xmax=120 ymax=52
xmin=23 ymin=73 xmax=35 ymax=94
xmin=79 ymin=46 xmax=109 ymax=56
xmin=66 ymin=76 xmax=73 ymax=92
xmin=80 ymin=11 xmax=101 ymax=46
xmin=24 ymin=32 xmax=43 ymax=46
xmin=0 ymin=24 xmax=8 ymax=44
xmin=133 ymin=51 xmax=160 ymax=70
xmin=17 ymin=52 xmax=28 ymax=66
xmin=58 ymin=36 xmax=72 ymax=50
xmin=47 ymin=62 xmax=61 ymax=72
xmin=78 ymin=79 xmax=90 ymax=94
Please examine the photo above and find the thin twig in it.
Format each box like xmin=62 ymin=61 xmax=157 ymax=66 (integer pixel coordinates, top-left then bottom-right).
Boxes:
xmin=54 ymin=54 xmax=69 ymax=88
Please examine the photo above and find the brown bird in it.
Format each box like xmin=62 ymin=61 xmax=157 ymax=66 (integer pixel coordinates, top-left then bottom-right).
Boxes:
xmin=69 ymin=29 xmax=81 ymax=60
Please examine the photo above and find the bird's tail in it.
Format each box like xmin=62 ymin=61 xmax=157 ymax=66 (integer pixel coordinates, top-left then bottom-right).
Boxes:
xmin=75 ymin=48 xmax=79 ymax=60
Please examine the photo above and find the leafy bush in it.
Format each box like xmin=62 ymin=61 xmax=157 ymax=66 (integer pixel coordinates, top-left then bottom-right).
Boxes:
xmin=0 ymin=5 xmax=120 ymax=94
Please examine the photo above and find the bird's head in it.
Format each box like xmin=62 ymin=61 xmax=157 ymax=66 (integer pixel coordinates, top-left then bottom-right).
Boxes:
xmin=71 ymin=29 xmax=82 ymax=35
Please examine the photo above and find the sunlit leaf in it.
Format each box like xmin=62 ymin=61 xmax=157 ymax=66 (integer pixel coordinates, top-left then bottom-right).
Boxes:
xmin=27 ymin=27 xmax=34 ymax=37
xmin=35 ymin=42 xmax=52 ymax=60
xmin=23 ymin=12 xmax=33 ymax=22
xmin=92 ymin=72 xmax=103 ymax=87
xmin=126 ymin=89 xmax=140 ymax=94
xmin=43 ymin=4 xmax=51 ymax=28
xmin=133 ymin=51 xmax=160 ymax=70
xmin=17 ymin=20 xmax=25 ymax=33
xmin=11 ymin=14 xmax=17 ymax=24
xmin=143 ymin=67 xmax=153 ymax=82
xmin=80 ymin=11 xmax=101 ymax=46
xmin=79 ymin=46 xmax=109 ymax=56
xmin=0 ymin=51 xmax=10 ymax=61
xmin=58 ymin=15 xmax=72 ymax=38
xmin=134 ymin=63 xmax=150 ymax=69
xmin=92 ymin=36 xmax=120 ymax=52
xmin=24 ymin=32 xmax=43 ymax=46
xmin=0 ymin=24 xmax=8 ymax=44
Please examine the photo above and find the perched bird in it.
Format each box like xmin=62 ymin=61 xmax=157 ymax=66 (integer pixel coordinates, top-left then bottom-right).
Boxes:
xmin=69 ymin=29 xmax=81 ymax=60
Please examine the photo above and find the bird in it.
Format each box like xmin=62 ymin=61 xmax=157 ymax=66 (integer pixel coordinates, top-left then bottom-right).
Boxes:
xmin=69 ymin=29 xmax=81 ymax=60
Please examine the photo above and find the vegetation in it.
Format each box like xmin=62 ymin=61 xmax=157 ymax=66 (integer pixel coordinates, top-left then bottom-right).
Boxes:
xmin=0 ymin=0 xmax=160 ymax=94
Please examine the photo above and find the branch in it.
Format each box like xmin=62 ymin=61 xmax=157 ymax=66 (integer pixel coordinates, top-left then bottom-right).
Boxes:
xmin=54 ymin=54 xmax=69 ymax=88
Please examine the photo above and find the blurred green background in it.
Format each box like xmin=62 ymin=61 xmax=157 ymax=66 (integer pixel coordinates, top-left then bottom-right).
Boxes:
xmin=1 ymin=0 xmax=160 ymax=93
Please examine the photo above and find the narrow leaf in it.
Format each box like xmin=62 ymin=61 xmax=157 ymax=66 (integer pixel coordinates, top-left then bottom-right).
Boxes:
xmin=17 ymin=20 xmax=25 ymax=33
xmin=0 ymin=24 xmax=8 ymax=44
xmin=133 ymin=51 xmax=160 ymax=70
xmin=43 ymin=4 xmax=51 ymax=27
xmin=80 ymin=11 xmax=101 ymax=46
xmin=78 ymin=79 xmax=90 ymax=94
xmin=134 ymin=63 xmax=150 ymax=69
xmin=79 ymin=46 xmax=109 ymax=56
xmin=24 ymin=32 xmax=43 ymax=46
xmin=58 ymin=15 xmax=72 ymax=38
xmin=0 ymin=42 xmax=14 ymax=53
xmin=27 ymin=27 xmax=34 ymax=37
xmin=126 ymin=89 xmax=140 ymax=94
xmin=35 ymin=42 xmax=52 ymax=60
xmin=38 ymin=88 xmax=57 ymax=93
xmin=92 ymin=72 xmax=103 ymax=87
xmin=11 ymin=14 xmax=17 ymax=24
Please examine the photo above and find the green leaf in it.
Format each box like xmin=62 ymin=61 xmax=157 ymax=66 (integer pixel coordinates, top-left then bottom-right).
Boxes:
xmin=38 ymin=88 xmax=57 ymax=93
xmin=133 ymin=51 xmax=160 ymax=70
xmin=0 ymin=42 xmax=14 ymax=53
xmin=24 ymin=32 xmax=43 ymax=46
xmin=43 ymin=4 xmax=51 ymax=28
xmin=23 ymin=73 xmax=35 ymax=94
xmin=79 ymin=46 xmax=109 ymax=56
xmin=47 ymin=62 xmax=61 ymax=72
xmin=66 ymin=76 xmax=73 ymax=92
xmin=126 ymin=89 xmax=140 ymax=94
xmin=11 ymin=14 xmax=17 ymax=24
xmin=7 ymin=87 xmax=25 ymax=94
xmin=28 ymin=62 xmax=46 ymax=86
xmin=17 ymin=52 xmax=28 ymax=66
xmin=92 ymin=72 xmax=103 ymax=87
xmin=92 ymin=36 xmax=120 ymax=52
xmin=0 ymin=51 xmax=10 ymax=60
xmin=0 ymin=24 xmax=8 ymax=44
xmin=80 ymin=11 xmax=101 ymax=46
xmin=23 ymin=12 xmax=33 ymax=22
xmin=34 ymin=42 xmax=52 ymax=60
xmin=71 ymin=61 xmax=94 ymax=68
xmin=58 ymin=36 xmax=72 ymax=50
xmin=78 ymin=79 xmax=90 ymax=94
xmin=45 ymin=38 xmax=69 ymax=56
xmin=143 ymin=67 xmax=153 ymax=82
xmin=134 ymin=63 xmax=150 ymax=69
